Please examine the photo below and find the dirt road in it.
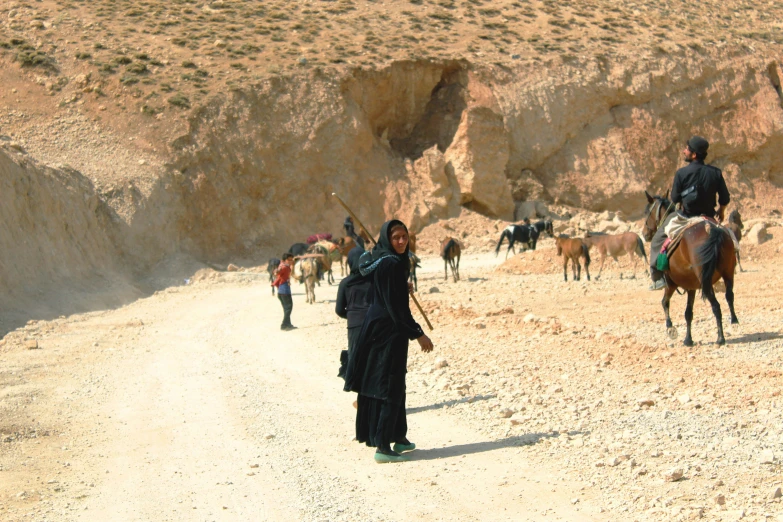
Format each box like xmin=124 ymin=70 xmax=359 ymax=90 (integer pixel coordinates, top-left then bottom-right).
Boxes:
xmin=1 ymin=257 xmax=603 ymax=521
xmin=2 ymin=239 xmax=783 ymax=521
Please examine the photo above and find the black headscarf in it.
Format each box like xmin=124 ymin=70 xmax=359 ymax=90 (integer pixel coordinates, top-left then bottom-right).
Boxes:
xmin=346 ymin=246 xmax=364 ymax=275
xmin=359 ymin=220 xmax=410 ymax=277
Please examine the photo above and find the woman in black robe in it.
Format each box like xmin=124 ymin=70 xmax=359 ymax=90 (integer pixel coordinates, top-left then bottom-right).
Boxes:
xmin=343 ymin=220 xmax=434 ymax=463
xmin=335 ymin=246 xmax=372 ymax=379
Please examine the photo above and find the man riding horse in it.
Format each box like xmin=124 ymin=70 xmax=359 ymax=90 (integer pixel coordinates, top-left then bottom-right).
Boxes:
xmin=344 ymin=216 xmax=365 ymax=249
xmin=649 ymin=136 xmax=731 ymax=290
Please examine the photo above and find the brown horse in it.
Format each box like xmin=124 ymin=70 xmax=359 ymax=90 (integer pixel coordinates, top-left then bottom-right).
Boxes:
xmin=337 ymin=236 xmax=356 ymax=276
xmin=643 ymin=191 xmax=738 ymax=346
xmin=440 ymin=237 xmax=461 ymax=282
xmin=555 ymin=235 xmax=591 ymax=282
xmin=727 ymin=209 xmax=744 ymax=272
xmin=582 ymin=232 xmax=646 ymax=279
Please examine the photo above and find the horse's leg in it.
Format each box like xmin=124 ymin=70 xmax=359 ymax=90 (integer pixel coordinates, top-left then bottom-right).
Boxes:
xmin=444 ymin=259 xmax=448 ymax=281
xmin=725 ymin=275 xmax=739 ymax=325
xmin=451 ymin=258 xmax=458 ymax=283
xmin=597 ymin=252 xmax=605 ymax=279
xmin=662 ymin=284 xmax=676 ymax=335
xmin=683 ymin=290 xmax=696 ymax=347
xmin=705 ymin=288 xmax=725 ymax=345
xmin=736 ymin=251 xmax=743 ymax=272
xmin=563 ymin=258 xmax=568 ymax=281
xmin=455 ymin=255 xmax=460 ymax=281
xmin=575 ymin=257 xmax=581 ymax=281
xmin=584 ymin=254 xmax=591 ymax=281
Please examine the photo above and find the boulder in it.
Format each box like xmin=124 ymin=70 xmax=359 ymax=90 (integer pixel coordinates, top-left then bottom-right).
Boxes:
xmin=514 ymin=200 xmax=550 ymax=221
xmin=384 ymin=146 xmax=460 ymax=232
xmin=663 ymin=467 xmax=684 ymax=482
xmin=445 ymin=107 xmax=514 ymax=219
xmin=746 ymin=223 xmax=769 ymax=245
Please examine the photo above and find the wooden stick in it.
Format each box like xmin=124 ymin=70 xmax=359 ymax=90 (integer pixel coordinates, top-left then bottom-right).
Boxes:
xmin=331 ymin=193 xmax=377 ymax=247
xmin=331 ymin=193 xmax=433 ymax=331
xmin=410 ymin=290 xmax=434 ymax=331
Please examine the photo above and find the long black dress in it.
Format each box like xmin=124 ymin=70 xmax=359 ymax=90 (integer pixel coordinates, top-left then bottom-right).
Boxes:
xmin=335 ymin=247 xmax=372 ymax=379
xmin=343 ymin=227 xmax=423 ymax=449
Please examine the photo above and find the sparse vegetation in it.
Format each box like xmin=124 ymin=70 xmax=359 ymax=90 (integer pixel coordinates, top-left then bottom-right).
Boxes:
xmin=0 ymin=0 xmax=778 ymax=123
xmin=16 ymin=49 xmax=55 ymax=69
xmin=168 ymin=93 xmax=190 ymax=108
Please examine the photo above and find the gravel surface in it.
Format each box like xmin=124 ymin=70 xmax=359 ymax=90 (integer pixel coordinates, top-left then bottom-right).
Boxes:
xmin=1 ymin=245 xmax=782 ymax=521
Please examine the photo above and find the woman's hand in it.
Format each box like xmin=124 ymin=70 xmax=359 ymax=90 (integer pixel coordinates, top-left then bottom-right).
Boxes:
xmin=408 ymin=282 xmax=415 ymax=294
xmin=416 ymin=334 xmax=434 ymax=353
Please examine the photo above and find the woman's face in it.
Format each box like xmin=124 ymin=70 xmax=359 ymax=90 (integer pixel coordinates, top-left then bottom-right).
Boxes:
xmin=390 ymin=225 xmax=409 ymax=255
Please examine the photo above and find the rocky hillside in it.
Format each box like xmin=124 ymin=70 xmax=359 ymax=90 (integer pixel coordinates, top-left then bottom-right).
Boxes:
xmin=1 ymin=0 xmax=783 ymax=310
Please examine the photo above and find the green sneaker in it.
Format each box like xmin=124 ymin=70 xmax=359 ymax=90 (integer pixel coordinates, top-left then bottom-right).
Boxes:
xmin=392 ymin=442 xmax=416 ymax=453
xmin=374 ymin=451 xmax=407 ymax=463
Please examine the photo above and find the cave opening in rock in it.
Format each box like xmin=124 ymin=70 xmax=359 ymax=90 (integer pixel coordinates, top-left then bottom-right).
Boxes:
xmin=389 ymin=66 xmax=467 ymax=161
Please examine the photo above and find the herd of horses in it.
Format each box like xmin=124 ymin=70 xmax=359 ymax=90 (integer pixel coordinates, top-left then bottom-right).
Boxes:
xmin=494 ymin=218 xmax=647 ymax=282
xmin=268 ymin=194 xmax=746 ymax=346
xmin=267 ymin=229 xmax=465 ymax=303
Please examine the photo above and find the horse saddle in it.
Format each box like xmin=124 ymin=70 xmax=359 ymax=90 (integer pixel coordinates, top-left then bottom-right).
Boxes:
xmin=657 ymin=215 xmax=726 ymax=271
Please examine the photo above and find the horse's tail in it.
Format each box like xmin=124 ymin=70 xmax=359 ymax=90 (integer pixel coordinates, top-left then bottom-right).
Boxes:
xmin=494 ymin=231 xmax=508 ymax=257
xmin=582 ymin=243 xmax=591 ymax=266
xmin=696 ymin=224 xmax=726 ymax=299
xmin=443 ymin=238 xmax=456 ymax=260
xmin=636 ymin=236 xmax=647 ymax=259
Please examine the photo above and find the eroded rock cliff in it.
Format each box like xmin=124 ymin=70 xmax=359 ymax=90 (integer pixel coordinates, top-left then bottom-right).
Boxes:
xmin=164 ymin=51 xmax=783 ymax=259
xmin=2 ymin=50 xmax=782 ymax=305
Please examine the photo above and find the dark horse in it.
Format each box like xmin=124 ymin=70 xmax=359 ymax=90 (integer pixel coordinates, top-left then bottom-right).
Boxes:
xmin=494 ymin=224 xmax=540 ymax=259
xmin=532 ymin=219 xmax=555 ymax=239
xmin=408 ymin=251 xmax=421 ymax=292
xmin=267 ymin=258 xmax=281 ymax=296
xmin=727 ymin=209 xmax=744 ymax=272
xmin=441 ymin=237 xmax=461 ymax=282
xmin=643 ymin=191 xmax=738 ymax=346
xmin=288 ymin=243 xmax=309 ymax=257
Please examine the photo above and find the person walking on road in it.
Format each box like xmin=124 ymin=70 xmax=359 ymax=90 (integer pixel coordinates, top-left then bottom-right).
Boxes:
xmin=343 ymin=220 xmax=434 ymax=463
xmin=272 ymin=253 xmax=297 ymax=331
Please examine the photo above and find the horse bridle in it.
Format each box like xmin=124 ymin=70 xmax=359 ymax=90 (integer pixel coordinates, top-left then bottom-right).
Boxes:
xmin=644 ymin=198 xmax=674 ymax=237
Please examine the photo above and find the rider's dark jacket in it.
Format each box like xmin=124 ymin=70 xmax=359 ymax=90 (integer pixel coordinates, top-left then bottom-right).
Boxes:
xmin=670 ymin=160 xmax=730 ymax=218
